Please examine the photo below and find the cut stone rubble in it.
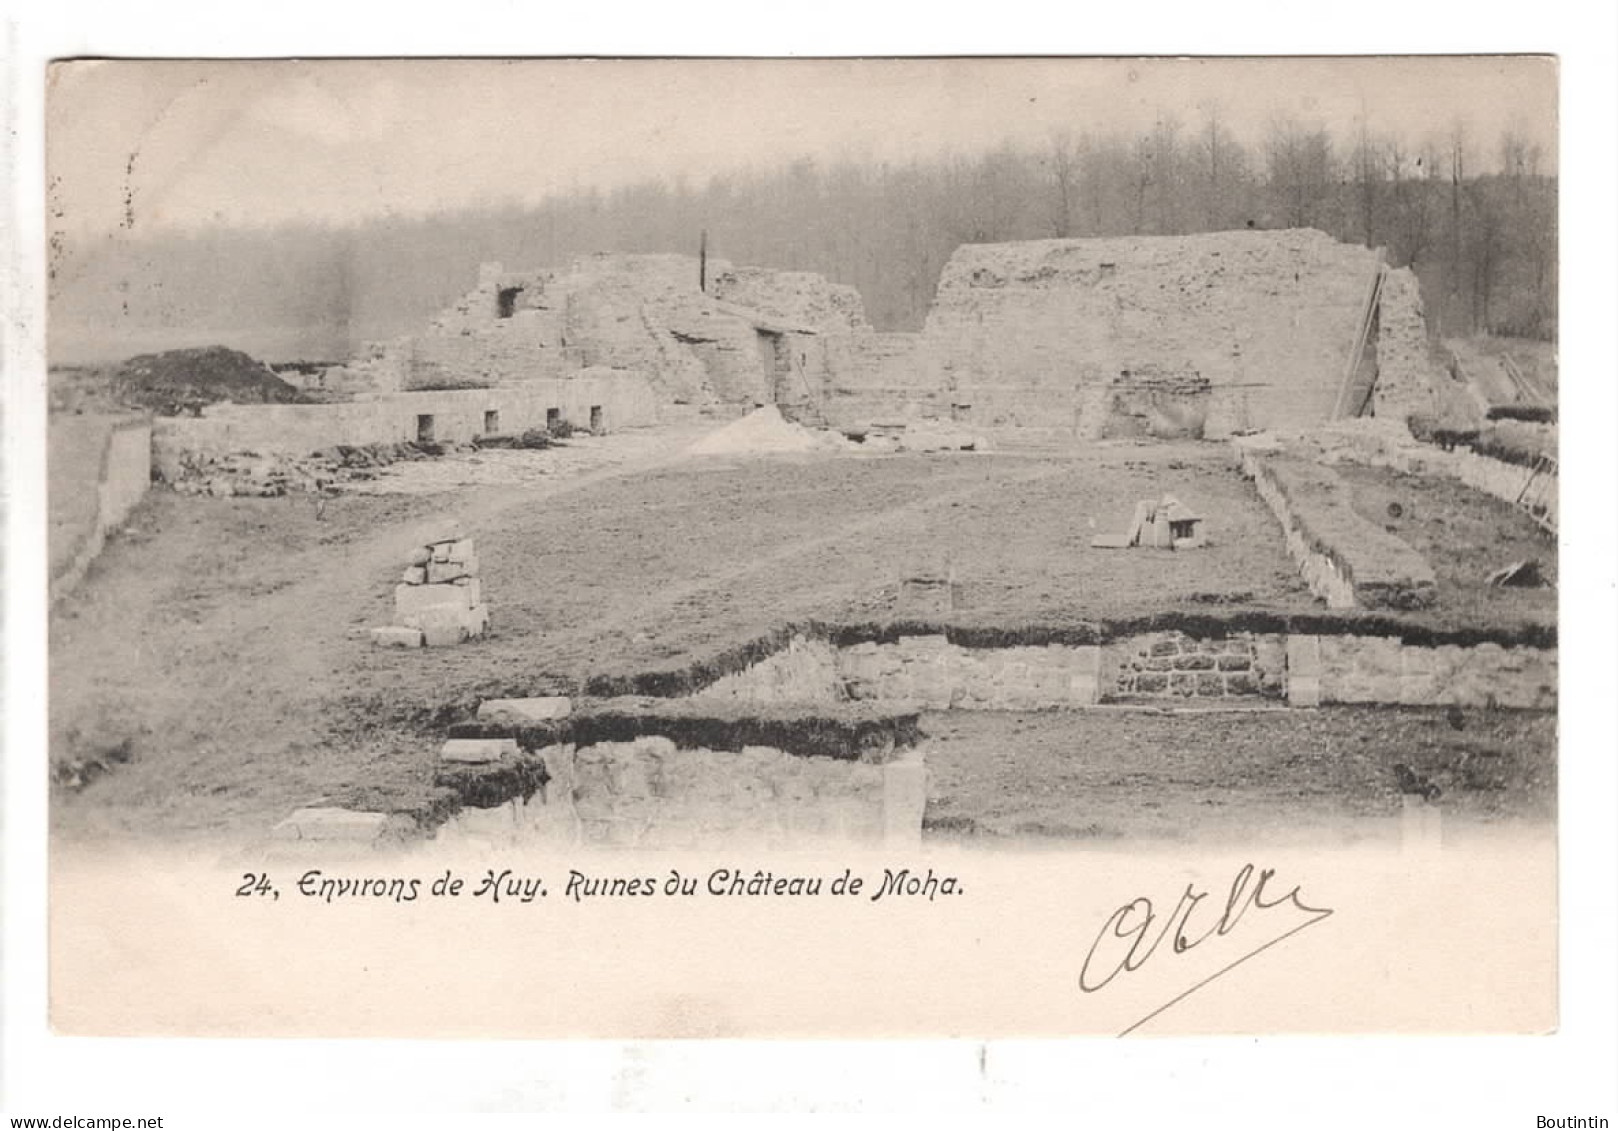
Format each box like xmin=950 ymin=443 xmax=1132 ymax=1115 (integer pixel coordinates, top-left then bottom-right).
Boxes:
xmin=371 ymin=527 xmax=491 ymax=647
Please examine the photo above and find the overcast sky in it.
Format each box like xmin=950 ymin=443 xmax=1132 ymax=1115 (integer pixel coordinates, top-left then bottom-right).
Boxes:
xmin=47 ymin=56 xmax=1557 ymax=240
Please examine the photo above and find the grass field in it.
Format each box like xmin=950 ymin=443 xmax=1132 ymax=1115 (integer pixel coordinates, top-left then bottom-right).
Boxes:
xmin=47 ymin=425 xmax=1558 ymax=843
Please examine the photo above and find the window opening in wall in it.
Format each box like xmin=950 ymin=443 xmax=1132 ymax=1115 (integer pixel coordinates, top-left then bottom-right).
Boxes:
xmin=546 ymin=407 xmax=561 ymax=430
xmin=590 ymin=405 xmax=603 ymax=432
xmin=483 ymin=410 xmax=500 ymax=433
xmin=416 ymin=414 xmax=436 ymax=442
xmin=496 ymin=286 xmax=522 ymax=319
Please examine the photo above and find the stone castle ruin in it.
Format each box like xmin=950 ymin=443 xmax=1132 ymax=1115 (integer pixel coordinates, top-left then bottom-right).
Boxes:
xmin=154 ymin=228 xmax=1440 ymax=481
xmin=829 ymin=228 xmax=1435 ymax=434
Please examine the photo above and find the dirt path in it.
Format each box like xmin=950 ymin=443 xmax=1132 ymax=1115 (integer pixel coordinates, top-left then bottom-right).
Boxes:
xmin=48 ymin=422 xmax=718 ymax=840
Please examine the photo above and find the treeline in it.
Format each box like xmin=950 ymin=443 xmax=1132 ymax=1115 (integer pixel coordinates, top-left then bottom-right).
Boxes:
xmin=51 ymin=115 xmax=1556 ymax=362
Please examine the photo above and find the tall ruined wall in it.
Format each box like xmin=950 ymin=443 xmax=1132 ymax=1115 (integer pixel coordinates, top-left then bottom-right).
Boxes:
xmin=1370 ymin=267 xmax=1440 ymax=422
xmin=374 ymin=254 xmax=876 ymax=413
xmin=822 ymin=332 xmax=946 ymax=425
xmin=918 ymin=229 xmax=1387 ymax=433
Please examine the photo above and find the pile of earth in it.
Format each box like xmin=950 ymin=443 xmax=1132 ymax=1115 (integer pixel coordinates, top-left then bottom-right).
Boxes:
xmin=112 ymin=346 xmax=307 ymax=416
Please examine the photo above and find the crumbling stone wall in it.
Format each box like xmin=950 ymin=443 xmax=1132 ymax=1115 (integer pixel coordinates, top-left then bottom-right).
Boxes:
xmin=916 ymin=229 xmax=1401 ymax=433
xmin=1370 ymin=267 xmax=1439 ymax=422
xmin=1293 ymin=633 xmax=1557 ymax=708
xmin=567 ymin=737 xmax=889 ymax=848
xmin=151 ymin=372 xmax=659 ymax=478
xmin=49 ymin=415 xmax=152 ymax=602
xmin=1239 ymin=447 xmax=1437 ymax=610
xmin=368 ymin=254 xmax=878 ymax=413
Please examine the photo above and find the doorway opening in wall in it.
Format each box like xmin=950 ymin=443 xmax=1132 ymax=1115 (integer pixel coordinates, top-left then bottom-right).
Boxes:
xmin=483 ymin=410 xmax=500 ymax=434
xmin=546 ymin=407 xmax=561 ymax=430
xmin=497 ymin=287 xmax=522 ymax=319
xmin=416 ymin=414 xmax=436 ymax=442
xmin=590 ymin=405 xmax=603 ymax=432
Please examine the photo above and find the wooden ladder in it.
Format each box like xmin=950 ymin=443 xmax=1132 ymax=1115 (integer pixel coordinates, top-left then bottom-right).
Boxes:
xmin=1331 ymin=254 xmax=1388 ymax=420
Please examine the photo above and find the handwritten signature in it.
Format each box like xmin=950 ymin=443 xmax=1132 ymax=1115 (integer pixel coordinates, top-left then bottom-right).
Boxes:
xmin=1080 ymin=863 xmax=1334 ymax=1036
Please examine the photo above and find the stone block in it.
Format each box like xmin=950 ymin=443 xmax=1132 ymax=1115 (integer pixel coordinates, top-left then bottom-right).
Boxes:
xmin=453 ymin=799 xmax=520 ymax=837
xmin=1226 ymin=672 xmax=1259 ymax=695
xmin=478 ymin=696 xmax=573 ymax=722
xmin=407 ymin=546 xmax=432 ymax=567
xmin=1399 ymin=647 xmax=1438 ymax=705
xmin=466 ymin=603 xmax=491 ymax=638
xmin=401 ymin=566 xmax=427 ymax=585
xmin=1216 ymin=654 xmax=1252 ymax=671
xmin=1136 ymin=671 xmax=1168 ymax=694
xmin=395 ymin=583 xmax=473 ymax=616
xmin=443 ymin=538 xmax=477 ymax=563
xmin=272 ymin=807 xmax=390 ymax=842
xmin=1195 ymin=672 xmax=1225 ymax=696
xmin=451 ymin=577 xmax=483 ymax=606
xmin=441 ymin=737 xmax=520 ymax=764
xmin=415 ymin=606 xmax=470 ymax=647
xmin=432 ymin=542 xmax=452 ymax=563
xmin=1177 ymin=654 xmax=1216 ymax=671
xmin=370 ymin=625 xmax=424 ymax=648
xmin=1090 ymin=533 xmax=1132 ymax=549
xmin=1286 ymin=634 xmax=1322 ymax=677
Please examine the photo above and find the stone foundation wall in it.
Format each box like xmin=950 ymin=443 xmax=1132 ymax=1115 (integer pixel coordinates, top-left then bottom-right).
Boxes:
xmin=1106 ymin=631 xmax=1286 ymax=699
xmin=568 ymin=737 xmax=889 ymax=848
xmin=839 ymin=634 xmax=1102 ymax=709
xmin=1435 ymin=445 xmax=1556 ymax=529
xmin=1289 ymin=633 xmax=1557 ymax=709
xmin=694 ymin=636 xmax=844 ymax=703
xmin=151 ymin=373 xmax=660 ymax=477
xmin=49 ymin=415 xmax=152 ymax=602
xmin=435 ymin=735 xmax=923 ymax=850
xmin=676 ymin=628 xmax=1553 ymax=712
xmin=1239 ymin=447 xmax=1437 ymax=610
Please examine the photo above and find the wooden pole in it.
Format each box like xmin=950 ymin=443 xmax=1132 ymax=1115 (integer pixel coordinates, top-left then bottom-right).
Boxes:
xmin=699 ymin=228 xmax=708 ymax=293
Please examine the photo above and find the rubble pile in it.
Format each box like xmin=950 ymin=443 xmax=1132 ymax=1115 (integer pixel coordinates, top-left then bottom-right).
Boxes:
xmin=370 ymin=523 xmax=491 ymax=648
xmin=164 ymin=441 xmax=457 ymax=497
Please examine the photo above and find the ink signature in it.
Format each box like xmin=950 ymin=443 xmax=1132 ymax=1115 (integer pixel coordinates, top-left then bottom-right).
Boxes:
xmin=1080 ymin=863 xmax=1334 ymax=1036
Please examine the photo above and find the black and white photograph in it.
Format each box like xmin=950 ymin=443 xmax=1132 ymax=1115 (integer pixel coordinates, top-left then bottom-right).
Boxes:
xmin=5 ymin=32 xmax=1615 ymax=1119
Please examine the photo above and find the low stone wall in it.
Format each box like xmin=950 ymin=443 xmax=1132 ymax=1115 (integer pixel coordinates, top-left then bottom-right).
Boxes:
xmin=1433 ymin=446 xmax=1556 ymax=530
xmin=49 ymin=415 xmax=152 ymax=602
xmin=1288 ymin=633 xmax=1556 ymax=709
xmin=151 ymin=372 xmax=659 ymax=478
xmin=566 ymin=738 xmax=894 ymax=848
xmin=675 ymin=627 xmax=1553 ymax=711
xmin=438 ymin=698 xmax=928 ymax=849
xmin=1240 ymin=448 xmax=1436 ymax=610
xmin=1106 ymin=631 xmax=1286 ymax=699
xmin=839 ymin=634 xmax=1102 ymax=709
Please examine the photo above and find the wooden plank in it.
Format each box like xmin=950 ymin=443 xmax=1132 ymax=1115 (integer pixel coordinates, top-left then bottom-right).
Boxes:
xmin=1332 ymin=257 xmax=1388 ymax=420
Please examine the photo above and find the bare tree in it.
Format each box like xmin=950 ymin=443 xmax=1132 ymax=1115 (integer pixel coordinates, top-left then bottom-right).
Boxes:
xmin=1047 ymin=130 xmax=1079 ymax=238
xmin=1351 ymin=113 xmax=1383 ymax=248
xmin=1264 ymin=115 xmax=1336 ymax=229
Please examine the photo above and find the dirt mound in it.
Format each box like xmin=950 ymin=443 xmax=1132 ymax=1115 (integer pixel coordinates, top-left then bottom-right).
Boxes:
xmin=112 ymin=346 xmax=305 ymax=415
xmin=686 ymin=405 xmax=847 ymax=456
